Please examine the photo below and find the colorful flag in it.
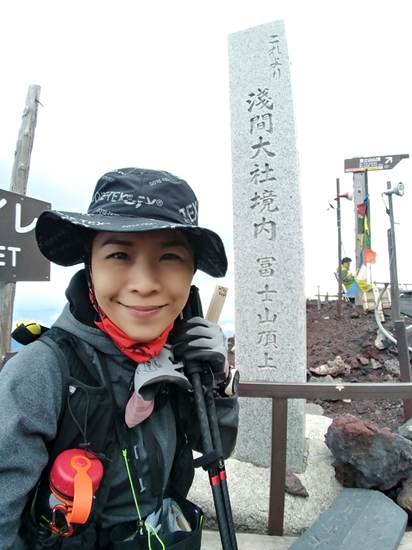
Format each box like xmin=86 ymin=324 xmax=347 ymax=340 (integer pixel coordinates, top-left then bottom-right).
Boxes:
xmin=346 ymin=263 xmax=373 ymax=296
xmin=364 ymin=247 xmax=377 ymax=264
xmin=359 ymin=234 xmax=364 ymax=249
xmin=357 ymin=203 xmax=366 ymax=216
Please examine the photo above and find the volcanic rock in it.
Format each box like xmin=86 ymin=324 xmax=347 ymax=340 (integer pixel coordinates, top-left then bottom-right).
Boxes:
xmin=325 ymin=415 xmax=412 ymax=491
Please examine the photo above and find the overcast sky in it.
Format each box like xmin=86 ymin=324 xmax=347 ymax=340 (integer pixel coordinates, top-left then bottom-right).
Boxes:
xmin=1 ymin=0 xmax=411 ymax=336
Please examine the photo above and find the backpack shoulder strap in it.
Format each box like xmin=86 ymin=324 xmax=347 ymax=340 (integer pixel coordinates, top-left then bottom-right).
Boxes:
xmin=166 ymin=386 xmax=195 ymax=498
xmin=37 ymin=329 xmax=71 ymax=426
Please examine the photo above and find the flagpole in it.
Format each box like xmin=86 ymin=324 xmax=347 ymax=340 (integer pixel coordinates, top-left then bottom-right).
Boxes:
xmin=336 ymin=178 xmax=343 ymax=319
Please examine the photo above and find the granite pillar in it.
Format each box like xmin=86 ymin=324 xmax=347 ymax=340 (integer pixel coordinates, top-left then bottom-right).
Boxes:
xmin=228 ymin=19 xmax=306 ymax=471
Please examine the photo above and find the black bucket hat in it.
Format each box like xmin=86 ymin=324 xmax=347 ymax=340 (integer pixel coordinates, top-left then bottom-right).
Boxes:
xmin=35 ymin=167 xmax=227 ymax=278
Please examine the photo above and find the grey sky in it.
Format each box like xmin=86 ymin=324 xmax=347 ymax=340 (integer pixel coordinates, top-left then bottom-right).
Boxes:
xmin=1 ymin=0 xmax=411 ymax=335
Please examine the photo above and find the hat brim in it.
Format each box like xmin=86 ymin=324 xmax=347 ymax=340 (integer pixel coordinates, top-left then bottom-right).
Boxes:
xmin=35 ymin=210 xmax=227 ymax=278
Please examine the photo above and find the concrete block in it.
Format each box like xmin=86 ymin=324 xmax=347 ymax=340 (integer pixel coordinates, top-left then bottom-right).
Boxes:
xmin=289 ymin=488 xmax=407 ymax=549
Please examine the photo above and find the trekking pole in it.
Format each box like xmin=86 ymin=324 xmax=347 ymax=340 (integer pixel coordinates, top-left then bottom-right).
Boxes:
xmin=186 ymin=362 xmax=235 ymax=550
xmin=182 ymin=285 xmax=238 ymax=550
xmin=203 ymin=286 xmax=238 ymax=550
xmin=203 ymin=384 xmax=238 ymax=550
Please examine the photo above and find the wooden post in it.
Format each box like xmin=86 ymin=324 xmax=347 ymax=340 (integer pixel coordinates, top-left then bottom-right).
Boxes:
xmin=0 ymin=84 xmax=41 ymax=367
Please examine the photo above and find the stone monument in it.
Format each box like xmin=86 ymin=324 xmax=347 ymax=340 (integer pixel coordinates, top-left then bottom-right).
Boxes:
xmin=228 ymin=19 xmax=306 ymax=471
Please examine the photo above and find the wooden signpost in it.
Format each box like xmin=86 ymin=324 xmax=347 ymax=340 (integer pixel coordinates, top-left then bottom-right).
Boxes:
xmin=0 ymin=84 xmax=41 ymax=366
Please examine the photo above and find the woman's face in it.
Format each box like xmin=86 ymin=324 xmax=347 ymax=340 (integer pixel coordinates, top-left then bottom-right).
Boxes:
xmin=90 ymin=229 xmax=194 ymax=342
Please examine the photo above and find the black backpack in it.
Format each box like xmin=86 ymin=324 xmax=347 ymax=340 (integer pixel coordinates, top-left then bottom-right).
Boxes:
xmin=18 ymin=327 xmax=118 ymax=548
xmin=16 ymin=327 xmax=198 ymax=550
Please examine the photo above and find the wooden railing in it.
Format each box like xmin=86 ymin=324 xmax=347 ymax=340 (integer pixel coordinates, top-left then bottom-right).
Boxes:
xmin=238 ymin=379 xmax=412 ymax=536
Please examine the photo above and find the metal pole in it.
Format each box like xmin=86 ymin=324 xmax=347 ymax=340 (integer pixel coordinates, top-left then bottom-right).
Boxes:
xmin=394 ymin=321 xmax=412 ymax=421
xmin=336 ymin=178 xmax=342 ymax=319
xmin=353 ymin=171 xmax=367 ymax=311
xmin=387 ymin=181 xmax=401 ymax=325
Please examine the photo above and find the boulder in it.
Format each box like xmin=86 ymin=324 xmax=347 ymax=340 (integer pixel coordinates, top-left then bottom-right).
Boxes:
xmin=396 ymin=418 xmax=412 ymax=442
xmin=325 ymin=415 xmax=412 ymax=491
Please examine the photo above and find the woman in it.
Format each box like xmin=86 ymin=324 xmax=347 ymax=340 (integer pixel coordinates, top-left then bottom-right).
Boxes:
xmin=0 ymin=167 xmax=238 ymax=550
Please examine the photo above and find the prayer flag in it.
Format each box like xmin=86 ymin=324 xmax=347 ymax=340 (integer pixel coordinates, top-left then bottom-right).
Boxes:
xmin=357 ymin=203 xmax=366 ymax=216
xmin=364 ymin=247 xmax=377 ymax=264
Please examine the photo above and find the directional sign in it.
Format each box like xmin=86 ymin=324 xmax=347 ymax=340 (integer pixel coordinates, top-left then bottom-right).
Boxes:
xmin=0 ymin=189 xmax=51 ymax=282
xmin=344 ymin=154 xmax=409 ymax=173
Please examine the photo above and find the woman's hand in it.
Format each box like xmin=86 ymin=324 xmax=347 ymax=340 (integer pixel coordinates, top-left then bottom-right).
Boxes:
xmin=170 ymin=317 xmax=228 ymax=377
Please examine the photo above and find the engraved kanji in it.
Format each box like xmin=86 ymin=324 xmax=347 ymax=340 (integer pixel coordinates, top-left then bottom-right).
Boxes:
xmin=257 ymin=284 xmax=277 ymax=302
xmin=251 ymin=136 xmax=276 ymax=159
xmin=258 ymin=351 xmax=276 ymax=369
xmin=250 ymin=190 xmax=279 ymax=213
xmin=246 ymin=88 xmax=273 ymax=112
xmin=254 ymin=217 xmax=276 ymax=241
xmin=257 ymin=257 xmax=276 ymax=277
xmin=250 ymin=113 xmax=273 ymax=134
xmin=249 ymin=163 xmax=276 ymax=186
xmin=257 ymin=307 xmax=277 ymax=324
xmin=257 ymin=330 xmax=277 ymax=347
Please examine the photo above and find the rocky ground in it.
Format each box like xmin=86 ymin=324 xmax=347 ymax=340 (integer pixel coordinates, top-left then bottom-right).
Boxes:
xmin=306 ymin=298 xmax=412 ymax=431
xmin=228 ymin=298 xmax=412 ymax=431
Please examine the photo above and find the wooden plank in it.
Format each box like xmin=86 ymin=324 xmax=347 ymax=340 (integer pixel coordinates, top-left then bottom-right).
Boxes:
xmin=239 ymin=381 xmax=412 ymax=400
xmin=201 ymin=530 xmax=412 ymax=550
xmin=201 ymin=531 xmax=298 ymax=549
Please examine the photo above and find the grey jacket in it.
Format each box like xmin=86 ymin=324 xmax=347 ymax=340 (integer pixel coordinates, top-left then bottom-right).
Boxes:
xmin=0 ymin=270 xmax=238 ymax=550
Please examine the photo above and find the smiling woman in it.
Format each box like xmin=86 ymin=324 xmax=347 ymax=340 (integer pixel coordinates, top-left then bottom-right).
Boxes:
xmin=0 ymin=167 xmax=239 ymax=550
xmin=90 ymin=230 xmax=195 ymax=342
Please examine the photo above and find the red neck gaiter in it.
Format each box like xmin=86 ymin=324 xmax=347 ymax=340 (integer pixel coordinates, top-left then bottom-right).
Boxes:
xmin=90 ymin=292 xmax=173 ymax=363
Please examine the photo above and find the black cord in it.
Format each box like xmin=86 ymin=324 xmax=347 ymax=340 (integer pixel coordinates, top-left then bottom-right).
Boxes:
xmin=67 ymin=386 xmax=90 ymax=450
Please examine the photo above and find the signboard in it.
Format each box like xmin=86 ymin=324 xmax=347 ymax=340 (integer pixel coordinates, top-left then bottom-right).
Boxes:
xmin=344 ymin=154 xmax=409 ymax=173
xmin=0 ymin=189 xmax=51 ymax=282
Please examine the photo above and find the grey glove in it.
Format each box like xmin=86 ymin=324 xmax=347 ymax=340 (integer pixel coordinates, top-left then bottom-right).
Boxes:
xmin=133 ymin=345 xmax=192 ymax=400
xmin=169 ymin=316 xmax=228 ymax=375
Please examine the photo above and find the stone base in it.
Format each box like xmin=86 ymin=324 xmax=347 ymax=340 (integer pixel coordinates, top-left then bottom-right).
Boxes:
xmin=289 ymin=488 xmax=407 ymax=550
